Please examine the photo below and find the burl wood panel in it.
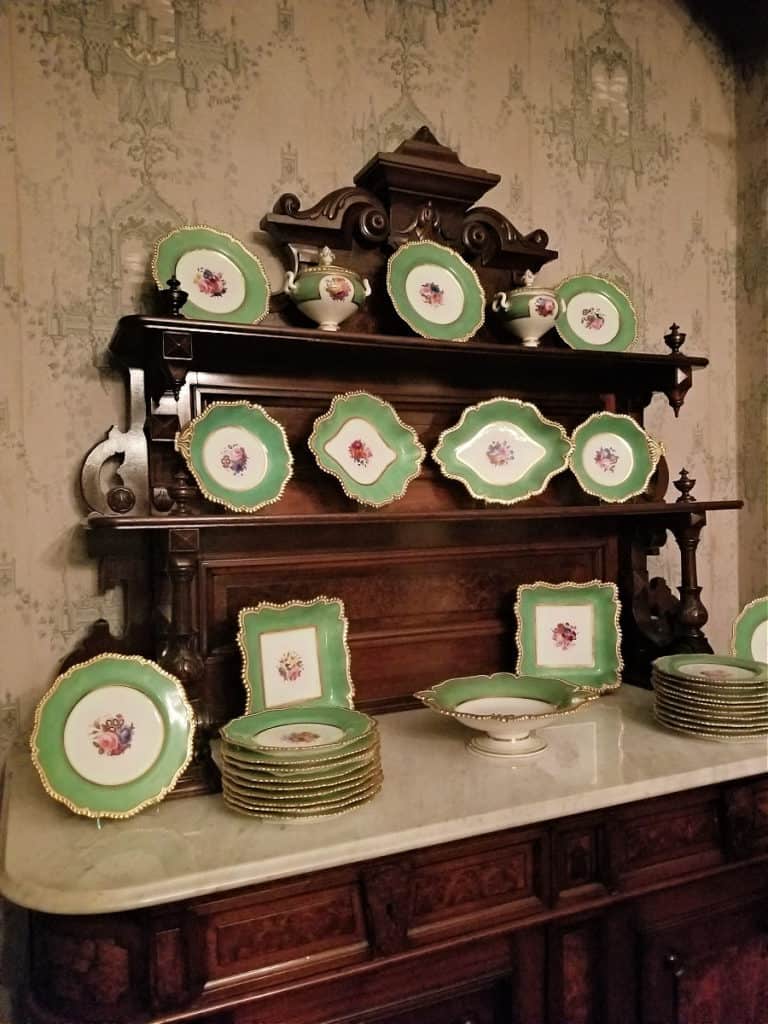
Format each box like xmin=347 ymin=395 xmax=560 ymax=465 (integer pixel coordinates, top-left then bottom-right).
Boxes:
xmin=197 ymin=518 xmax=616 ymax=719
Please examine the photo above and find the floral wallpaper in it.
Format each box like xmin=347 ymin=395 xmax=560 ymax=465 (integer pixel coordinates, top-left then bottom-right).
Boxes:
xmin=0 ymin=0 xmax=764 ymax=1017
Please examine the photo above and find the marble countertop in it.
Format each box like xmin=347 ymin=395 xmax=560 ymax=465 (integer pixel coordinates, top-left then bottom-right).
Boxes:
xmin=2 ymin=686 xmax=766 ymax=915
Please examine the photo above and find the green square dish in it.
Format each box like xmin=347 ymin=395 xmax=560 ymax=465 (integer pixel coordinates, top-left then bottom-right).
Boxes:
xmin=515 ymin=580 xmax=623 ymax=692
xmin=238 ymin=597 xmax=354 ymax=714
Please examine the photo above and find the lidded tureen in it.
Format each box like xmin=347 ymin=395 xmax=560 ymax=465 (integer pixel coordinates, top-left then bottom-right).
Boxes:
xmin=491 ymin=269 xmax=565 ymax=347
xmin=284 ymin=246 xmax=371 ymax=332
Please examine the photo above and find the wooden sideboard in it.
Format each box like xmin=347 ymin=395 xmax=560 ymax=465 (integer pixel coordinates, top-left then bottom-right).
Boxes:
xmin=22 ymin=768 xmax=768 ymax=1024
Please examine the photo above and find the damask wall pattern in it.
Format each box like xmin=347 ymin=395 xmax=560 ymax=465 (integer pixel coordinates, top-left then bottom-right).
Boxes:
xmin=0 ymin=0 xmax=764 ymax=1014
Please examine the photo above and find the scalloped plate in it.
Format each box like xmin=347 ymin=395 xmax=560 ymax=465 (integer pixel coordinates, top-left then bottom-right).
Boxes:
xmin=515 ymin=580 xmax=623 ymax=692
xmin=433 ymin=397 xmax=571 ymax=504
xmin=309 ymin=392 xmax=425 ymax=507
xmin=152 ymin=225 xmax=270 ymax=323
xmin=221 ymin=706 xmax=374 ymax=757
xmin=175 ymin=401 xmax=293 ymax=512
xmin=555 ymin=274 xmax=636 ymax=351
xmin=731 ymin=596 xmax=768 ymax=662
xmin=30 ymin=654 xmax=195 ymax=819
xmin=569 ymin=412 xmax=662 ymax=502
xmin=237 ymin=597 xmax=354 ymax=714
xmin=386 ymin=240 xmax=485 ymax=342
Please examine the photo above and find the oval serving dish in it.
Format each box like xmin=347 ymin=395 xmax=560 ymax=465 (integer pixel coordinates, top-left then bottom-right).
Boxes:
xmin=415 ymin=672 xmax=598 ymax=759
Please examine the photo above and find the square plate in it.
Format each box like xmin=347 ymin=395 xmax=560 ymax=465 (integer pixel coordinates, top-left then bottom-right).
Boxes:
xmin=514 ymin=580 xmax=622 ymax=692
xmin=238 ymin=598 xmax=354 ymax=714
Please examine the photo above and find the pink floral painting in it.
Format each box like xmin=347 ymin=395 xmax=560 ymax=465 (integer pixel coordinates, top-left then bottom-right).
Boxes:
xmin=698 ymin=668 xmax=731 ymax=681
xmin=220 ymin=443 xmax=248 ymax=475
xmin=348 ymin=438 xmax=373 ymax=466
xmin=486 ymin=439 xmax=514 ymax=466
xmin=581 ymin=306 xmax=605 ymax=330
xmin=552 ymin=621 xmax=578 ymax=650
xmin=419 ymin=282 xmax=444 ymax=306
xmin=91 ymin=714 xmax=135 ymax=756
xmin=278 ymin=651 xmax=304 ymax=682
xmin=593 ymin=445 xmax=619 ymax=473
xmin=194 ymin=267 xmax=227 ymax=297
xmin=325 ymin=276 xmax=353 ymax=302
xmin=534 ymin=296 xmax=557 ymax=317
xmin=283 ymin=730 xmax=321 ymax=744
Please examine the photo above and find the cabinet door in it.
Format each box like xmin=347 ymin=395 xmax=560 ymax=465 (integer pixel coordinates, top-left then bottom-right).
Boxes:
xmin=336 ymin=978 xmax=511 ymax=1024
xmin=639 ymin=897 xmax=768 ymax=1024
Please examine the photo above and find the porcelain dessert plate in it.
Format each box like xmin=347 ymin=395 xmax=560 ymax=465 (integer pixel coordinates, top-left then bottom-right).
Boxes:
xmin=386 ymin=240 xmax=485 ymax=342
xmin=309 ymin=392 xmax=425 ymax=506
xmin=153 ymin=225 xmax=270 ymax=324
xmin=415 ymin=672 xmax=598 ymax=758
xmin=432 ymin=398 xmax=571 ymax=504
xmin=515 ymin=580 xmax=623 ymax=692
xmin=731 ymin=597 xmax=768 ymax=662
xmin=555 ymin=274 xmax=637 ymax=351
xmin=175 ymin=401 xmax=293 ymax=512
xmin=220 ymin=706 xmax=375 ymax=756
xmin=30 ymin=654 xmax=195 ymax=819
xmin=569 ymin=412 xmax=662 ymax=503
xmin=653 ymin=653 xmax=768 ymax=684
xmin=238 ymin=597 xmax=354 ymax=714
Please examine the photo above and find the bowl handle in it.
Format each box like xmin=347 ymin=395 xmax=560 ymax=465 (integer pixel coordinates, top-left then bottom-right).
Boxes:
xmin=491 ymin=291 xmax=508 ymax=312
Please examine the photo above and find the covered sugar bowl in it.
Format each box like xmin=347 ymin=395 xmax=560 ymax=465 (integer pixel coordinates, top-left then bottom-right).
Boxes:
xmin=284 ymin=246 xmax=371 ymax=332
xmin=491 ymin=269 xmax=565 ymax=347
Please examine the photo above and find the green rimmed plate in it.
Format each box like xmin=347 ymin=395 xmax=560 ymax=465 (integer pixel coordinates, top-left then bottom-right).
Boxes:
xmin=222 ymin=783 xmax=381 ymax=820
xmin=386 ymin=240 xmax=485 ymax=342
xmin=432 ymin=398 xmax=571 ymax=504
xmin=30 ymin=654 xmax=195 ymax=819
xmin=238 ymin=597 xmax=353 ymax=714
xmin=222 ymin=768 xmax=383 ymax=806
xmin=175 ymin=401 xmax=293 ymax=512
xmin=309 ymin=392 xmax=425 ymax=507
xmin=515 ymin=580 xmax=623 ymax=692
xmin=222 ymin=746 xmax=379 ymax=779
xmin=555 ymin=274 xmax=636 ymax=351
xmin=223 ymin=761 xmax=382 ymax=794
xmin=569 ymin=412 xmax=663 ymax=503
xmin=653 ymin=653 xmax=768 ymax=683
xmin=221 ymin=706 xmax=373 ymax=756
xmin=152 ymin=225 xmax=270 ymax=324
xmin=653 ymin=707 xmax=768 ymax=742
xmin=731 ymin=596 xmax=768 ymax=662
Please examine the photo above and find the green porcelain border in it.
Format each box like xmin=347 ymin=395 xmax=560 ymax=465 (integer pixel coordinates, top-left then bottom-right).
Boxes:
xmin=569 ymin=412 xmax=662 ymax=503
xmin=730 ymin=596 xmax=768 ymax=661
xmin=554 ymin=273 xmax=637 ymax=351
xmin=386 ymin=240 xmax=485 ymax=342
xmin=221 ymin=706 xmax=373 ymax=754
xmin=514 ymin=580 xmax=623 ymax=691
xmin=30 ymin=654 xmax=195 ymax=819
xmin=309 ymin=391 xmax=426 ymax=507
xmin=432 ymin=397 xmax=572 ymax=504
xmin=237 ymin=597 xmax=354 ymax=715
xmin=152 ymin=224 xmax=270 ymax=324
xmin=175 ymin=401 xmax=293 ymax=512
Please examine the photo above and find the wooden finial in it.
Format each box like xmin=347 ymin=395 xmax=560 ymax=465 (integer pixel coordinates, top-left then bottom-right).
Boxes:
xmin=156 ymin=276 xmax=188 ymax=318
xmin=673 ymin=467 xmax=696 ymax=502
xmin=664 ymin=322 xmax=686 ymax=355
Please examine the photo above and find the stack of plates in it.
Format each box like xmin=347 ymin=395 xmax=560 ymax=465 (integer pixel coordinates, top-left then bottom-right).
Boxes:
xmin=218 ymin=706 xmax=382 ymax=819
xmin=652 ymin=654 xmax=768 ymax=741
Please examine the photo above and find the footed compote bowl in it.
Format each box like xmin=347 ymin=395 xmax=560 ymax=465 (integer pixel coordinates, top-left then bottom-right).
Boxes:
xmin=415 ymin=672 xmax=598 ymax=759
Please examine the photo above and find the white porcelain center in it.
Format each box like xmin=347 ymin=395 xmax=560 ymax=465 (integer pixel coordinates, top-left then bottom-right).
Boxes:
xmin=253 ymin=722 xmax=345 ymax=749
xmin=678 ymin=662 xmax=760 ymax=681
xmin=324 ymin=417 xmax=397 ymax=485
xmin=455 ymin=422 xmax=546 ymax=485
xmin=404 ymin=264 xmax=465 ymax=325
xmin=565 ymin=291 xmax=620 ymax=345
xmin=259 ymin=626 xmax=324 ymax=708
xmin=176 ymin=248 xmax=246 ymax=314
xmin=534 ymin=604 xmax=597 ymax=668
xmin=582 ymin=431 xmax=634 ymax=486
xmin=201 ymin=426 xmax=268 ymax=492
xmin=750 ymin=621 xmax=768 ymax=662
xmin=64 ymin=685 xmax=165 ymax=786
xmin=456 ymin=697 xmax=556 ymax=717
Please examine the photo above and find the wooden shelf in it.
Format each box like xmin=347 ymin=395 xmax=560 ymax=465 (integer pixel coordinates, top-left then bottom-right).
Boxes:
xmin=87 ymin=499 xmax=741 ymax=530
